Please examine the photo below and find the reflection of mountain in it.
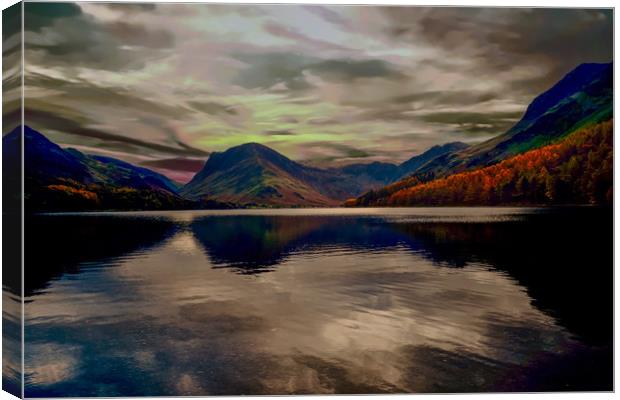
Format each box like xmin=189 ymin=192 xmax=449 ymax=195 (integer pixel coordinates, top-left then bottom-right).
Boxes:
xmin=189 ymin=215 xmax=425 ymax=272
xmin=189 ymin=208 xmax=611 ymax=347
xmin=190 ymin=216 xmax=332 ymax=271
xmin=25 ymin=216 xmax=178 ymax=296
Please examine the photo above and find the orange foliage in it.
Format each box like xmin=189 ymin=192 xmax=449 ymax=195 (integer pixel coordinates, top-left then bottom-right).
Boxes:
xmin=46 ymin=184 xmax=99 ymax=203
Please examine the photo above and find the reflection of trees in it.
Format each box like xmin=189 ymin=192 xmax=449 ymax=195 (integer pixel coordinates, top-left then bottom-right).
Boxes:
xmin=25 ymin=216 xmax=178 ymax=296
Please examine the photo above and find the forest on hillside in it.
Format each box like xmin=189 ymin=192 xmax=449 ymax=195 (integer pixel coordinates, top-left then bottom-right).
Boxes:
xmin=348 ymin=120 xmax=613 ymax=207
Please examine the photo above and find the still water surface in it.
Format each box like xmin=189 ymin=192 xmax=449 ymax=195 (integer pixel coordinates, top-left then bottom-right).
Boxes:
xmin=23 ymin=207 xmax=612 ymax=396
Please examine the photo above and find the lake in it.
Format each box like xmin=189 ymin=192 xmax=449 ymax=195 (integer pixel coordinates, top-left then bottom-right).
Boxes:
xmin=20 ymin=207 xmax=612 ymax=396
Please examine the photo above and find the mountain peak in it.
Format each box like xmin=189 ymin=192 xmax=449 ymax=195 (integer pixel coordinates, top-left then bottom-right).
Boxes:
xmin=204 ymin=142 xmax=294 ymax=171
xmin=235 ymin=142 xmax=270 ymax=150
xmin=226 ymin=142 xmax=285 ymax=159
xmin=5 ymin=125 xmax=44 ymax=139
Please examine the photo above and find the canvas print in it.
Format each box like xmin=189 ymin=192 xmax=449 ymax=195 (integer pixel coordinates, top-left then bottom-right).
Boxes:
xmin=2 ymin=2 xmax=613 ymax=397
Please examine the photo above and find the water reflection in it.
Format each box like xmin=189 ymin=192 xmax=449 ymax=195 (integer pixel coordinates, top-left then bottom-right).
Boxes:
xmin=24 ymin=208 xmax=612 ymax=396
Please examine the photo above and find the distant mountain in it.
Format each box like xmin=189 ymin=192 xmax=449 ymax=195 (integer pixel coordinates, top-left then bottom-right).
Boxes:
xmin=335 ymin=161 xmax=399 ymax=187
xmin=335 ymin=141 xmax=470 ymax=183
xmin=6 ymin=126 xmax=202 ymax=211
xmin=417 ymin=62 xmax=613 ymax=178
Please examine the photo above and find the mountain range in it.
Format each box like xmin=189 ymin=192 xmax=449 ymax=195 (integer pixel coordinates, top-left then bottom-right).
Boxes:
xmin=180 ymin=140 xmax=468 ymax=206
xmin=4 ymin=62 xmax=613 ymax=210
xmin=6 ymin=126 xmax=470 ymax=210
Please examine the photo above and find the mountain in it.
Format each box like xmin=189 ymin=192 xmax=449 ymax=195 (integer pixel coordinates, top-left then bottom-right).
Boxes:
xmin=5 ymin=126 xmax=199 ymax=211
xmin=348 ymin=119 xmax=612 ymax=207
xmin=416 ymin=62 xmax=613 ymax=178
xmin=181 ymin=142 xmax=341 ymax=206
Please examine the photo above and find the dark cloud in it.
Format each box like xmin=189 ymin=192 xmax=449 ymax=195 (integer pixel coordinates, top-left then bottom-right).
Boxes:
xmin=24 ymin=2 xmax=82 ymax=32
xmin=233 ymin=52 xmax=406 ymax=90
xmin=232 ymin=52 xmax=315 ymax=90
xmin=308 ymin=59 xmax=405 ymax=82
xmin=418 ymin=111 xmax=523 ymax=125
xmin=419 ymin=111 xmax=523 ymax=137
xmin=309 ymin=142 xmax=372 ymax=159
xmin=103 ymin=3 xmax=158 ymax=13
xmin=279 ymin=116 xmax=300 ymax=124
xmin=382 ymin=7 xmax=613 ymax=94
xmin=359 ymin=109 xmax=412 ymax=123
xmin=25 ymin=3 xmax=173 ymax=71
xmin=392 ymin=90 xmax=500 ymax=107
xmin=2 ymin=2 xmax=22 ymax=40
xmin=21 ymin=108 xmax=208 ymax=157
xmin=263 ymin=22 xmax=350 ymax=52
xmin=26 ymin=73 xmax=190 ymax=119
xmin=187 ymin=101 xmax=238 ymax=116
xmin=105 ymin=21 xmax=174 ymax=49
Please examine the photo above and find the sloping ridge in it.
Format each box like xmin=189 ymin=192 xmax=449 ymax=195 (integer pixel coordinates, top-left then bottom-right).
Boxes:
xmin=417 ymin=62 xmax=613 ymax=178
xmin=7 ymin=126 xmax=188 ymax=211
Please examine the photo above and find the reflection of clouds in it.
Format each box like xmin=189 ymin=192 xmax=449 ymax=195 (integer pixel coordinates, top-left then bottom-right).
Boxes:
xmin=3 ymin=290 xmax=22 ymax=390
xmin=27 ymin=343 xmax=80 ymax=386
xmin=175 ymin=374 xmax=204 ymax=395
xmin=133 ymin=350 xmax=157 ymax=371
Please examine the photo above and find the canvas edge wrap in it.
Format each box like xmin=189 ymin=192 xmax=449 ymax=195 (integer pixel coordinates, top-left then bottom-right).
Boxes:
xmin=2 ymin=1 xmax=24 ymax=398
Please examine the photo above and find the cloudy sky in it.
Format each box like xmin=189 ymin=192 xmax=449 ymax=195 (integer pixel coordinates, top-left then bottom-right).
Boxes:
xmin=13 ymin=3 xmax=613 ymax=182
